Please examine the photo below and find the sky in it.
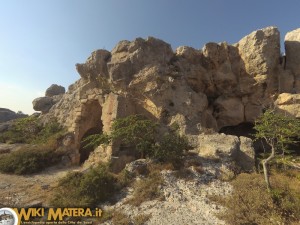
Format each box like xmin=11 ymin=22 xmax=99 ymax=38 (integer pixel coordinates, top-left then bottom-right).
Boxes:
xmin=0 ymin=0 xmax=300 ymax=114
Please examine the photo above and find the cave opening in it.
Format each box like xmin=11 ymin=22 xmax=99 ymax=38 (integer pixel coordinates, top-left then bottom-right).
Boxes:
xmin=77 ymin=100 xmax=103 ymax=164
xmin=79 ymin=126 xmax=102 ymax=164
xmin=219 ymin=122 xmax=270 ymax=154
xmin=219 ymin=122 xmax=255 ymax=138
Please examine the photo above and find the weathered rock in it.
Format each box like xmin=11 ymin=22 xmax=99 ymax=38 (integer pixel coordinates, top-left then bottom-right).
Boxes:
xmin=0 ymin=108 xmax=27 ymax=123
xmin=76 ymin=49 xmax=111 ymax=80
xmin=108 ymin=37 xmax=173 ymax=86
xmin=198 ymin=133 xmax=240 ymax=159
xmin=275 ymin=93 xmax=300 ymax=118
xmin=32 ymin=97 xmax=53 ymax=113
xmin=238 ymin=26 xmax=280 ymax=76
xmin=45 ymin=84 xmax=65 ymax=97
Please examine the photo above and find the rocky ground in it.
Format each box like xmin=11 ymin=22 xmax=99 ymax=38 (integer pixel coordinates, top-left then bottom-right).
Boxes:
xmin=0 ymin=143 xmax=232 ymax=224
xmin=99 ymin=157 xmax=232 ymax=225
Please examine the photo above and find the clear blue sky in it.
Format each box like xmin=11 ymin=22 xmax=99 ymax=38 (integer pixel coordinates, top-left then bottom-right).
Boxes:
xmin=1 ymin=0 xmax=300 ymax=114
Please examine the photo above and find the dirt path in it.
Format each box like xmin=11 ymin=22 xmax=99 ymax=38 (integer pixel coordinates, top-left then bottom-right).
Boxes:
xmin=0 ymin=165 xmax=80 ymax=208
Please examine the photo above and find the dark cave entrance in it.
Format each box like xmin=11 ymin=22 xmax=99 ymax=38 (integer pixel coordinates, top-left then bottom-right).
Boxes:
xmin=77 ymin=100 xmax=103 ymax=164
xmin=219 ymin=122 xmax=255 ymax=138
xmin=79 ymin=126 xmax=102 ymax=164
xmin=219 ymin=122 xmax=270 ymax=153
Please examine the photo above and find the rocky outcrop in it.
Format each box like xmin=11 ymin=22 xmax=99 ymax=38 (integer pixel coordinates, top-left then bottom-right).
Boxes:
xmin=32 ymin=84 xmax=65 ymax=113
xmin=45 ymin=84 xmax=65 ymax=97
xmin=0 ymin=108 xmax=27 ymax=123
xmin=37 ymin=27 xmax=300 ymax=165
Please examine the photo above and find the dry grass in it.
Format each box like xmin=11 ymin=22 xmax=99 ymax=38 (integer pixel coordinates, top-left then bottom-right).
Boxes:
xmin=111 ymin=211 xmax=131 ymax=225
xmin=133 ymin=213 xmax=152 ymax=225
xmin=126 ymin=163 xmax=166 ymax=206
xmin=210 ymin=170 xmax=300 ymax=225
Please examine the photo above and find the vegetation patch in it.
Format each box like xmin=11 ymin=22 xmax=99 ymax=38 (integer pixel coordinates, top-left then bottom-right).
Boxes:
xmin=0 ymin=145 xmax=63 ymax=175
xmin=50 ymin=164 xmax=118 ymax=207
xmin=111 ymin=211 xmax=131 ymax=225
xmin=126 ymin=164 xmax=164 ymax=206
xmin=82 ymin=115 xmax=190 ymax=167
xmin=0 ymin=116 xmax=64 ymax=144
xmin=132 ymin=213 xmax=152 ymax=225
xmin=210 ymin=171 xmax=300 ymax=225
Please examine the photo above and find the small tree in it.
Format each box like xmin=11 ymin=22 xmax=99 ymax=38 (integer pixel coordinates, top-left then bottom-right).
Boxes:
xmin=82 ymin=115 xmax=157 ymax=158
xmin=254 ymin=109 xmax=300 ymax=190
xmin=81 ymin=115 xmax=189 ymax=165
xmin=110 ymin=114 xmax=157 ymax=158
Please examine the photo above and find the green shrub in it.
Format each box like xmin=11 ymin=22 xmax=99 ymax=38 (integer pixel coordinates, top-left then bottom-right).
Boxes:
xmin=81 ymin=115 xmax=189 ymax=167
xmin=0 ymin=145 xmax=62 ymax=174
xmin=50 ymin=164 xmax=117 ymax=207
xmin=81 ymin=133 xmax=111 ymax=149
xmin=0 ymin=116 xmax=41 ymax=143
xmin=210 ymin=171 xmax=300 ymax=225
xmin=153 ymin=131 xmax=190 ymax=166
xmin=110 ymin=114 xmax=157 ymax=158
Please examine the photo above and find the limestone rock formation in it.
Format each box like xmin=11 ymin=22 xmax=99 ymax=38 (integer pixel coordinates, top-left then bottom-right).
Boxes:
xmin=32 ymin=84 xmax=65 ymax=113
xmin=0 ymin=108 xmax=27 ymax=123
xmin=45 ymin=84 xmax=65 ymax=97
xmin=36 ymin=27 xmax=300 ymax=165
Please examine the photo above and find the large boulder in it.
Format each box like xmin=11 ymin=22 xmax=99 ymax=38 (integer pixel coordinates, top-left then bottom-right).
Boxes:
xmin=45 ymin=84 xmax=65 ymax=97
xmin=238 ymin=26 xmax=280 ymax=76
xmin=32 ymin=97 xmax=53 ymax=113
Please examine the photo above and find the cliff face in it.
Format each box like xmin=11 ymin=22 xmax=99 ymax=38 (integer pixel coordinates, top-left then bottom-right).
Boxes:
xmin=39 ymin=27 xmax=300 ymax=164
